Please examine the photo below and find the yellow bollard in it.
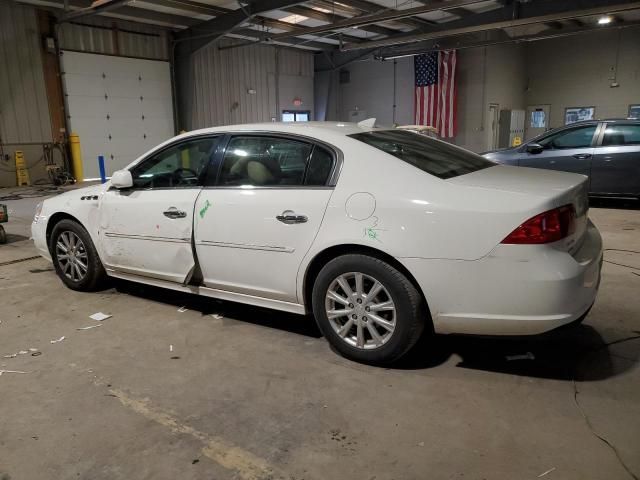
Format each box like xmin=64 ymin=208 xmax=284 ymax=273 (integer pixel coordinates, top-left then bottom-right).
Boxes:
xmin=69 ymin=133 xmax=84 ymax=182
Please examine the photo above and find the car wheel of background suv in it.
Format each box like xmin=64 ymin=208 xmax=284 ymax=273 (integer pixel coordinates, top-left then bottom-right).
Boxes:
xmin=312 ymin=254 xmax=426 ymax=365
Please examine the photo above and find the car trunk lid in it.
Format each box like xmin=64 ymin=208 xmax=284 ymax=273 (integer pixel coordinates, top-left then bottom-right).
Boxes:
xmin=448 ymin=165 xmax=590 ymax=254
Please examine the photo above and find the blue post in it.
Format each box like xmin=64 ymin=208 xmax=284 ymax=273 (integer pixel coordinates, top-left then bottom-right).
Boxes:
xmin=98 ymin=155 xmax=106 ymax=184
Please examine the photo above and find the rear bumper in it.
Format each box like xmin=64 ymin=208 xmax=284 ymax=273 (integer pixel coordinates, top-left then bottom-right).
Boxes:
xmin=400 ymin=220 xmax=603 ymax=336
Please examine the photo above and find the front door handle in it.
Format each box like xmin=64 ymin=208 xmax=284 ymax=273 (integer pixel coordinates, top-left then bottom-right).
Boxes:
xmin=573 ymin=153 xmax=592 ymax=159
xmin=276 ymin=210 xmax=308 ymax=224
xmin=163 ymin=207 xmax=187 ymax=219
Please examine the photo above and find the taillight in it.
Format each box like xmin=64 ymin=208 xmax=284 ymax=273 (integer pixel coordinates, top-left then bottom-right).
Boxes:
xmin=502 ymin=204 xmax=576 ymax=244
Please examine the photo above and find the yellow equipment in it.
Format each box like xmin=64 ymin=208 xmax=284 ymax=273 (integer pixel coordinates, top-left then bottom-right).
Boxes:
xmin=69 ymin=133 xmax=84 ymax=182
xmin=14 ymin=151 xmax=31 ymax=186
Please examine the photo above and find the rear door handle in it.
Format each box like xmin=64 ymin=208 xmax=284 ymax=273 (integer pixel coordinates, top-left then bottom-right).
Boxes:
xmin=163 ymin=207 xmax=187 ymax=219
xmin=276 ymin=210 xmax=308 ymax=224
xmin=573 ymin=153 xmax=592 ymax=159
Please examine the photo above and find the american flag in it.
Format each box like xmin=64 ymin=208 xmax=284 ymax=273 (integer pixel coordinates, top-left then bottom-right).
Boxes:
xmin=414 ymin=50 xmax=457 ymax=138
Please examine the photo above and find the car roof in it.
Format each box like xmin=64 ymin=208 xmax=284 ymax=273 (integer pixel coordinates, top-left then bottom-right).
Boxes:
xmin=180 ymin=121 xmax=379 ymax=139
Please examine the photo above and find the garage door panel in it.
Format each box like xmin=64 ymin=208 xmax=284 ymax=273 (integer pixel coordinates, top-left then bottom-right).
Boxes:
xmin=141 ymin=79 xmax=172 ymax=99
xmin=61 ymin=51 xmax=174 ymax=179
xmin=141 ymin=98 xmax=172 ymax=118
xmin=67 ymin=96 xmax=107 ymax=117
xmin=62 ymin=73 xmax=105 ymax=97
xmin=105 ymin=76 xmax=142 ymax=98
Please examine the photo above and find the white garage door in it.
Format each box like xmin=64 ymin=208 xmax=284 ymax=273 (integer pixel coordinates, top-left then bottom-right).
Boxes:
xmin=60 ymin=51 xmax=174 ymax=180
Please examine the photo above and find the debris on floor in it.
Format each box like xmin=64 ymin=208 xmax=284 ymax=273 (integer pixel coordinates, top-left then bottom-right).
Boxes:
xmin=89 ymin=312 xmax=112 ymax=321
xmin=177 ymin=306 xmax=188 ymax=313
xmin=77 ymin=325 xmax=103 ymax=330
xmin=505 ymin=352 xmax=535 ymax=361
xmin=50 ymin=336 xmax=65 ymax=344
xmin=0 ymin=369 xmax=29 ymax=376
xmin=538 ymin=467 xmax=556 ymax=477
xmin=169 ymin=344 xmax=173 ymax=352
xmin=210 ymin=313 xmax=224 ymax=319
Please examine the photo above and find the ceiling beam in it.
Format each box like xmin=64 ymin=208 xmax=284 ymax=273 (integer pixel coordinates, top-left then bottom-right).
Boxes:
xmin=20 ymin=0 xmax=201 ymax=27
xmin=312 ymin=0 xmax=437 ymax=29
xmin=58 ymin=0 xmax=133 ymax=22
xmin=341 ymin=0 xmax=640 ymax=51
xmin=375 ymin=19 xmax=640 ymax=59
xmin=284 ymin=5 xmax=399 ymax=37
xmin=265 ymin=0 xmax=489 ymax=41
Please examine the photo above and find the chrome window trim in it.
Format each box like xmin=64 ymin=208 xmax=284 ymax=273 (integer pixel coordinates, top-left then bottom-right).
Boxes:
xmin=214 ymin=131 xmax=344 ymax=188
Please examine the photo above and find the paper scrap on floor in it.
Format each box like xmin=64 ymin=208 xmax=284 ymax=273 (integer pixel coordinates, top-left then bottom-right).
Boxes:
xmin=90 ymin=312 xmax=112 ymax=321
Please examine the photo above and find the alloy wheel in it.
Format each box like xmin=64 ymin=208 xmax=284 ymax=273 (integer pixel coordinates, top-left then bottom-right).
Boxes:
xmin=325 ymin=272 xmax=396 ymax=350
xmin=55 ymin=231 xmax=88 ymax=282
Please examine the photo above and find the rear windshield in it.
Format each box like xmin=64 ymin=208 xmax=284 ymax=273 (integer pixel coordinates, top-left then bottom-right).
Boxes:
xmin=349 ymin=130 xmax=495 ymax=179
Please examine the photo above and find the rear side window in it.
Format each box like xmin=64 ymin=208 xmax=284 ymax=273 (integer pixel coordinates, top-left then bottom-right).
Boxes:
xmin=349 ymin=130 xmax=494 ymax=179
xmin=602 ymin=124 xmax=640 ymax=146
xmin=219 ymin=136 xmax=312 ymax=186
xmin=305 ymin=146 xmax=334 ymax=185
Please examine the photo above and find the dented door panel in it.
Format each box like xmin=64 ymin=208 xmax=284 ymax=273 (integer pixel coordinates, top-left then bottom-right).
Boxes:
xmin=98 ymin=188 xmax=200 ymax=283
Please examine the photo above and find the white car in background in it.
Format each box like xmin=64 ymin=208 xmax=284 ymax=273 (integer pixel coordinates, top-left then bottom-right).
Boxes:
xmin=32 ymin=122 xmax=603 ymax=364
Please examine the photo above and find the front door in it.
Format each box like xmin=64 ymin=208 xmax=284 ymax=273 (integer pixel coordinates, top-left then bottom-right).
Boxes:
xmin=519 ymin=123 xmax=597 ymax=178
xmin=525 ymin=104 xmax=550 ymax=141
xmin=591 ymin=122 xmax=640 ymax=196
xmin=98 ymin=135 xmax=219 ymax=283
xmin=194 ymin=134 xmax=337 ymax=303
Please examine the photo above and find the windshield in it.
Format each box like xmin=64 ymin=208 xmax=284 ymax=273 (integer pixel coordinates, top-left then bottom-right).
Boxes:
xmin=349 ymin=130 xmax=495 ymax=179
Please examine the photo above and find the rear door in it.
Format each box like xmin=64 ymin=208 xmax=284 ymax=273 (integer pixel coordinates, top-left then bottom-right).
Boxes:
xmin=518 ymin=123 xmax=597 ymax=178
xmin=194 ymin=134 xmax=339 ymax=303
xmin=98 ymin=135 xmax=220 ymax=283
xmin=591 ymin=122 xmax=640 ymax=196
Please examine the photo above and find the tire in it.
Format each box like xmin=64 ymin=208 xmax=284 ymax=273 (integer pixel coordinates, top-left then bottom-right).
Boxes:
xmin=312 ymin=254 xmax=426 ymax=365
xmin=49 ymin=219 xmax=107 ymax=291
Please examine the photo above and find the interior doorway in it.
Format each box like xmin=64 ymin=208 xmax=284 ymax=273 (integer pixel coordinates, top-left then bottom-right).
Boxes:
xmin=525 ymin=105 xmax=551 ymax=140
xmin=487 ymin=103 xmax=500 ymax=151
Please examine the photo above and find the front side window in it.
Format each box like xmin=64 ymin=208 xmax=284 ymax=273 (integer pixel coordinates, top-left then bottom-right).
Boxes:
xmin=219 ymin=136 xmax=315 ymax=186
xmin=601 ymin=124 xmax=640 ymax=146
xmin=130 ymin=137 xmax=218 ymax=188
xmin=349 ymin=130 xmax=494 ymax=179
xmin=539 ymin=125 xmax=596 ymax=150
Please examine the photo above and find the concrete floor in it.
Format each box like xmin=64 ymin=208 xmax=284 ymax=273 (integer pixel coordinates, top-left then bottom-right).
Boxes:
xmin=1 ymin=187 xmax=639 ymax=480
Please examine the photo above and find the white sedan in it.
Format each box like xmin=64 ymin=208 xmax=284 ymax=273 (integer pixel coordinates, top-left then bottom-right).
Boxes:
xmin=32 ymin=122 xmax=603 ymax=364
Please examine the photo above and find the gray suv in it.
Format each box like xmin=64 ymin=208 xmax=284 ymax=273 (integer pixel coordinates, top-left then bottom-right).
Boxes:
xmin=483 ymin=119 xmax=640 ymax=199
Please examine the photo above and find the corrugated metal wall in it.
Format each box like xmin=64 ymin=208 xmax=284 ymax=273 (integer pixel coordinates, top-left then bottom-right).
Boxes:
xmin=0 ymin=1 xmax=51 ymax=144
xmin=58 ymin=17 xmax=169 ymax=60
xmin=187 ymin=41 xmax=314 ymax=129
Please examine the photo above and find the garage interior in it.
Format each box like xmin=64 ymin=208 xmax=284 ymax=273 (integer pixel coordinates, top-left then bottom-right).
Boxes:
xmin=1 ymin=0 xmax=640 ymax=478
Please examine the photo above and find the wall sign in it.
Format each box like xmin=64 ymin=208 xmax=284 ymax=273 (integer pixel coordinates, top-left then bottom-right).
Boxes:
xmin=565 ymin=107 xmax=595 ymax=125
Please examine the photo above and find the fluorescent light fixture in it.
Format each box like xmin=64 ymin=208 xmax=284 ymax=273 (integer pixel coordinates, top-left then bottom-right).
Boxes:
xmin=279 ymin=14 xmax=308 ymax=24
xmin=598 ymin=15 xmax=612 ymax=24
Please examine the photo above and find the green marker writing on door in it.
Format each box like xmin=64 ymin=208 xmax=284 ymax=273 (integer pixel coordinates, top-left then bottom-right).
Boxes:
xmin=199 ymin=200 xmax=211 ymax=219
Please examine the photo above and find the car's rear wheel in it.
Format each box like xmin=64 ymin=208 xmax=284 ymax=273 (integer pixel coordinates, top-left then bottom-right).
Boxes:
xmin=312 ymin=254 xmax=426 ymax=365
xmin=50 ymin=219 xmax=106 ymax=291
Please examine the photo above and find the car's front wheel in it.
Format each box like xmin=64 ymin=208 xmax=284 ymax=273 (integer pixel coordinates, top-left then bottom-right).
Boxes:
xmin=312 ymin=254 xmax=426 ymax=365
xmin=50 ymin=219 xmax=107 ymax=291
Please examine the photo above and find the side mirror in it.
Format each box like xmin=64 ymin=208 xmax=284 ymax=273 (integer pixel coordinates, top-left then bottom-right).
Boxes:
xmin=111 ymin=170 xmax=133 ymax=189
xmin=526 ymin=143 xmax=544 ymax=154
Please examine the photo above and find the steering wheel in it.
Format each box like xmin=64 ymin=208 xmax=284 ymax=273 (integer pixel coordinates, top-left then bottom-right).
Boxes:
xmin=172 ymin=167 xmax=199 ymax=186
